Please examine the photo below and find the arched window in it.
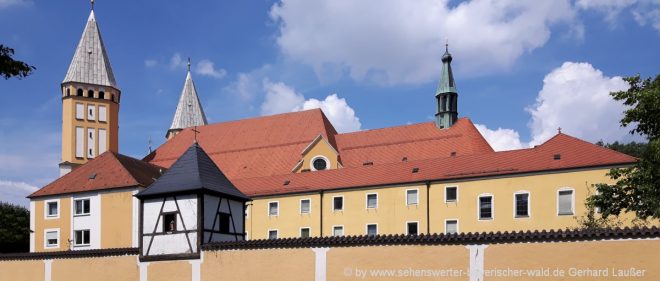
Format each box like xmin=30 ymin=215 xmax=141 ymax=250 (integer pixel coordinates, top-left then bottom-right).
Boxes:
xmin=66 ymin=88 xmax=71 ymax=97
xmin=77 ymin=89 xmax=83 ymax=96
xmin=111 ymin=94 xmax=115 ymax=102
xmin=99 ymin=91 xmax=105 ymax=100
xmin=87 ymin=90 xmax=94 ymax=98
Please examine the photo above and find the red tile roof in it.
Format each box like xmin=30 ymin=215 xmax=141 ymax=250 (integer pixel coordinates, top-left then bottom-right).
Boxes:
xmin=29 ymin=152 xmax=163 ymax=198
xmin=232 ymin=133 xmax=636 ymax=197
xmin=144 ymin=109 xmax=494 ymax=179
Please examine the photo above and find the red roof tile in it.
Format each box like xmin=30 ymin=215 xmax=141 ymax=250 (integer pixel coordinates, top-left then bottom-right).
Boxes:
xmin=232 ymin=133 xmax=636 ymax=197
xmin=29 ymin=152 xmax=163 ymax=198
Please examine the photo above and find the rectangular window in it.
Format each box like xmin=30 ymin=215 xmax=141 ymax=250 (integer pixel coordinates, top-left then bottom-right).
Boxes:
xmin=268 ymin=202 xmax=279 ymax=216
xmin=162 ymin=213 xmax=177 ymax=232
xmin=445 ymin=186 xmax=458 ymax=202
xmin=46 ymin=201 xmax=58 ymax=217
xmin=87 ymin=128 xmax=95 ymax=158
xmin=558 ymin=190 xmax=574 ymax=215
xmin=332 ymin=226 xmax=344 ymax=237
xmin=333 ymin=196 xmax=343 ymax=211
xmin=300 ymin=199 xmax=311 ymax=214
xmin=406 ymin=189 xmax=418 ymax=205
xmin=300 ymin=227 xmax=310 ymax=238
xmin=98 ymin=129 xmax=107 ymax=154
xmin=98 ymin=105 xmax=107 ymax=122
xmin=445 ymin=220 xmax=458 ymax=234
xmin=407 ymin=222 xmax=418 ymax=235
xmin=268 ymin=230 xmax=278 ymax=240
xmin=366 ymin=224 xmax=378 ymax=236
xmin=366 ymin=193 xmax=378 ymax=209
xmin=87 ymin=104 xmax=95 ymax=121
xmin=75 ymin=103 xmax=84 ymax=120
xmin=74 ymin=199 xmax=90 ymax=216
xmin=75 ymin=127 xmax=84 ymax=158
xmin=479 ymin=195 xmax=493 ymax=220
xmin=218 ymin=213 xmax=231 ymax=233
xmin=74 ymin=229 xmax=90 ymax=246
xmin=515 ymin=193 xmax=530 ymax=217
xmin=45 ymin=230 xmax=59 ymax=248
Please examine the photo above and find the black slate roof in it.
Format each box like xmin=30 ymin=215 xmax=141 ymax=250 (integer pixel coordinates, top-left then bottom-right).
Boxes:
xmin=136 ymin=143 xmax=249 ymax=200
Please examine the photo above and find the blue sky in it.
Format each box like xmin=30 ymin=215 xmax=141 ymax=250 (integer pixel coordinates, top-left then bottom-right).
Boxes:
xmin=0 ymin=0 xmax=658 ymax=206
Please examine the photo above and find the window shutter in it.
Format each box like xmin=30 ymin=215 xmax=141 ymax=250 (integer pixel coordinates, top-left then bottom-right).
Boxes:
xmin=98 ymin=105 xmax=107 ymax=122
xmin=301 ymin=200 xmax=310 ymax=213
xmin=76 ymin=103 xmax=84 ymax=119
xmin=46 ymin=231 xmax=57 ymax=240
xmin=446 ymin=221 xmax=457 ymax=234
xmin=558 ymin=191 xmax=573 ymax=214
xmin=407 ymin=190 xmax=418 ymax=205
xmin=367 ymin=195 xmax=377 ymax=208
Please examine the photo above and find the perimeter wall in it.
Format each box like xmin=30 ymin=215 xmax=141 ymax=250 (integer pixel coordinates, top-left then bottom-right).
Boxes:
xmin=1 ymin=229 xmax=659 ymax=281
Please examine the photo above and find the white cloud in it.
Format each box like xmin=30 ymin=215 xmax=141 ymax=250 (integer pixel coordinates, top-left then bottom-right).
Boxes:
xmin=270 ymin=0 xmax=578 ymax=85
xmin=476 ymin=61 xmax=635 ymax=151
xmin=144 ymin=59 xmax=158 ymax=67
xmin=577 ymin=0 xmax=660 ymax=32
xmin=0 ymin=180 xmax=37 ymax=208
xmin=195 ymin=59 xmax=227 ymax=79
xmin=169 ymin=53 xmax=186 ymax=70
xmin=260 ymin=80 xmax=361 ymax=132
xmin=0 ymin=0 xmax=29 ymax=9
xmin=261 ymin=80 xmax=306 ymax=115
xmin=300 ymin=94 xmax=362 ymax=133
xmin=475 ymin=124 xmax=525 ymax=151
xmin=527 ymin=62 xmax=632 ymax=145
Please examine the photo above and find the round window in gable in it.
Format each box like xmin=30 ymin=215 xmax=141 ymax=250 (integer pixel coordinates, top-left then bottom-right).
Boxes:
xmin=311 ymin=156 xmax=329 ymax=171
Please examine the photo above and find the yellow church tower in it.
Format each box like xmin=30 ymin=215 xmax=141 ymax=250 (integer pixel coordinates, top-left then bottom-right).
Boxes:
xmin=59 ymin=3 xmax=119 ymax=176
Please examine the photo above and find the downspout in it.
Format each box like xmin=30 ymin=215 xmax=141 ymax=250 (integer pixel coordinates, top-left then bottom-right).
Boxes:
xmin=320 ymin=190 xmax=324 ymax=237
xmin=426 ymin=181 xmax=431 ymax=235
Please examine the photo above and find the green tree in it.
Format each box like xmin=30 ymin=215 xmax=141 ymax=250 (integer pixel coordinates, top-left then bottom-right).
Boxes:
xmin=596 ymin=141 xmax=648 ymax=158
xmin=0 ymin=202 xmax=30 ymax=253
xmin=0 ymin=44 xmax=36 ymax=79
xmin=588 ymin=74 xmax=660 ymax=221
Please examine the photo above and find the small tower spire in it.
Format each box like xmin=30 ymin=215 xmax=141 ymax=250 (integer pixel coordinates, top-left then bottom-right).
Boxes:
xmin=434 ymin=43 xmax=459 ymax=129
xmin=166 ymin=67 xmax=208 ymax=140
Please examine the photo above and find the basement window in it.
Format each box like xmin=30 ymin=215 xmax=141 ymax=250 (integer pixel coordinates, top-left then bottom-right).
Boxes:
xmin=300 ymin=227 xmax=310 ymax=238
xmin=407 ymin=222 xmax=418 ymax=235
xmin=162 ymin=213 xmax=177 ymax=232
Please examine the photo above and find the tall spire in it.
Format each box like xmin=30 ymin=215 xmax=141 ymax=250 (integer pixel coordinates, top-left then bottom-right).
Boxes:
xmin=62 ymin=6 xmax=118 ymax=89
xmin=434 ymin=43 xmax=458 ymax=129
xmin=167 ymin=63 xmax=208 ymax=140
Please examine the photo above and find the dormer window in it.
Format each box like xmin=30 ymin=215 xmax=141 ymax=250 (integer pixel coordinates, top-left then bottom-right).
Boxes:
xmin=311 ymin=156 xmax=329 ymax=171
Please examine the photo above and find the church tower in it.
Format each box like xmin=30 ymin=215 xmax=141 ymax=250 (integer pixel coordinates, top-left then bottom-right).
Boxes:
xmin=60 ymin=4 xmax=119 ymax=176
xmin=435 ymin=44 xmax=458 ymax=129
xmin=166 ymin=59 xmax=208 ymax=140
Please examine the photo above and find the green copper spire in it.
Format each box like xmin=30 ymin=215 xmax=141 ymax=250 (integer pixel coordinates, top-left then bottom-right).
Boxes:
xmin=436 ymin=44 xmax=457 ymax=96
xmin=434 ymin=43 xmax=459 ymax=129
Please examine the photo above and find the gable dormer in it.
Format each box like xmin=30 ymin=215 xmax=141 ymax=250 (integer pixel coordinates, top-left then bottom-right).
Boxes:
xmin=292 ymin=134 xmax=341 ymax=173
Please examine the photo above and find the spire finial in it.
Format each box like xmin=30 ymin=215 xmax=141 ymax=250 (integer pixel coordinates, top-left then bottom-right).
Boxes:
xmin=558 ymin=127 xmax=562 ymax=134
xmin=91 ymin=0 xmax=94 ymax=10
xmin=187 ymin=57 xmax=191 ymax=72
xmin=445 ymin=38 xmax=449 ymax=52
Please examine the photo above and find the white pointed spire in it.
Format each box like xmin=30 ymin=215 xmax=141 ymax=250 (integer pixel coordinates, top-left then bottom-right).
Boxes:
xmin=167 ymin=64 xmax=208 ymax=138
xmin=62 ymin=8 xmax=118 ymax=89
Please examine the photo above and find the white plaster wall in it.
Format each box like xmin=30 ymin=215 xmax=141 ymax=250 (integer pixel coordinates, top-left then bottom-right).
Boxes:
xmin=71 ymin=193 xmax=101 ymax=250
xmin=143 ymin=233 xmax=198 ymax=255
xmin=142 ymin=195 xmax=198 ymax=256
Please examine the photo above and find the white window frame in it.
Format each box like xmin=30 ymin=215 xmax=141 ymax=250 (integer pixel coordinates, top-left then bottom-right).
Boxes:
xmin=73 ymin=197 xmax=91 ymax=217
xmin=300 ymin=198 xmax=311 ymax=214
xmin=444 ymin=219 xmax=459 ymax=234
xmin=87 ymin=104 xmax=96 ymax=121
xmin=267 ymin=229 xmax=278 ymax=240
xmin=366 ymin=193 xmax=378 ymax=209
xmin=557 ymin=188 xmax=575 ymax=216
xmin=73 ymin=229 xmax=91 ymax=247
xmin=366 ymin=223 xmax=378 ymax=236
xmin=513 ymin=191 xmax=531 ymax=218
xmin=44 ymin=228 xmax=60 ymax=249
xmin=477 ymin=193 xmax=494 ymax=220
xmin=332 ymin=195 xmax=344 ymax=212
xmin=310 ymin=155 xmax=330 ymax=171
xmin=444 ymin=186 xmax=459 ymax=203
xmin=75 ymin=103 xmax=84 ymax=120
xmin=332 ymin=225 xmax=344 ymax=237
xmin=268 ymin=201 xmax=279 ymax=217
xmin=406 ymin=188 xmax=419 ymax=206
xmin=300 ymin=227 xmax=311 ymax=238
xmin=405 ymin=221 xmax=419 ymax=235
xmin=44 ymin=199 xmax=60 ymax=219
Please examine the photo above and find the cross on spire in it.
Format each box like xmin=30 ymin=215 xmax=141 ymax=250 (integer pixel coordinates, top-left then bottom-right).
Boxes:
xmin=91 ymin=0 xmax=95 ymax=10
xmin=192 ymin=126 xmax=200 ymax=143
xmin=558 ymin=127 xmax=562 ymax=134
xmin=187 ymin=57 xmax=191 ymax=72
